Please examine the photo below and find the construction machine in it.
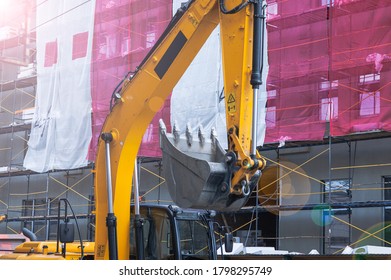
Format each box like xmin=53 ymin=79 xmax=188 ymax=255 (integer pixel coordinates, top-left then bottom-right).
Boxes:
xmin=0 ymin=0 xmax=266 ymax=260
xmin=0 ymin=204 xmax=224 ymax=260
xmin=94 ymin=0 xmax=266 ymax=260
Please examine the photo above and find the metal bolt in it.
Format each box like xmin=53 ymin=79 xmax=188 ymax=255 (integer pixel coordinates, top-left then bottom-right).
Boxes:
xmin=220 ymin=182 xmax=228 ymax=192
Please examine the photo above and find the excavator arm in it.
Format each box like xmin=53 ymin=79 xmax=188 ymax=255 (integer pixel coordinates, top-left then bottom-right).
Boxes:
xmin=94 ymin=0 xmax=266 ymax=260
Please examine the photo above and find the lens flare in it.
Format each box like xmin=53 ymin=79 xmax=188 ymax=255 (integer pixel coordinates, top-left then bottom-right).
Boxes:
xmin=258 ymin=160 xmax=312 ymax=217
xmin=310 ymin=205 xmax=332 ymax=226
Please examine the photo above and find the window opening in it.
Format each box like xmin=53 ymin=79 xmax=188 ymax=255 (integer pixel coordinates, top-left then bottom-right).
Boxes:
xmin=359 ymin=91 xmax=380 ymax=117
xmin=320 ymin=97 xmax=338 ymax=121
xmin=322 ymin=179 xmax=351 ymax=254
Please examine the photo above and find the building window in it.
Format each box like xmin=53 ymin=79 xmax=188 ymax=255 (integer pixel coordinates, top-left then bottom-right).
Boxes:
xmin=318 ymin=80 xmax=338 ymax=121
xmin=322 ymin=179 xmax=351 ymax=254
xmin=266 ymin=106 xmax=276 ymax=128
xmin=266 ymin=90 xmax=277 ymax=128
xmin=146 ymin=31 xmax=156 ymax=49
xmin=146 ymin=21 xmax=157 ymax=48
xmin=383 ymin=176 xmax=391 ymax=247
xmin=320 ymin=97 xmax=338 ymax=121
xmin=359 ymin=91 xmax=380 ymax=116
xmin=267 ymin=1 xmax=279 ymax=20
xmin=359 ymin=73 xmax=380 ymax=85
xmin=121 ymin=36 xmax=131 ymax=57
xmin=321 ymin=0 xmax=335 ymax=6
xmin=268 ymin=89 xmax=277 ymax=98
xmin=319 ymin=80 xmax=338 ymax=91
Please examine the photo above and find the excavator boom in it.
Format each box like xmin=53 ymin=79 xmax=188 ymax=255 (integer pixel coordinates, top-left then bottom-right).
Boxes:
xmin=94 ymin=0 xmax=266 ymax=260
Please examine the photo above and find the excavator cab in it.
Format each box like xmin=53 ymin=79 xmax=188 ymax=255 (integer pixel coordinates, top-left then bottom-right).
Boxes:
xmin=129 ymin=204 xmax=219 ymax=260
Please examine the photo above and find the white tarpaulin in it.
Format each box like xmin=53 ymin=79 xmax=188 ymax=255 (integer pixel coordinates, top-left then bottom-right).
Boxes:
xmin=171 ymin=0 xmax=268 ymax=149
xmin=23 ymin=0 xmax=95 ymax=172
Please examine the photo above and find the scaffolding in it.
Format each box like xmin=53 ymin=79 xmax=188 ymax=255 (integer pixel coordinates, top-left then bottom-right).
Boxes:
xmin=0 ymin=0 xmax=390 ymax=256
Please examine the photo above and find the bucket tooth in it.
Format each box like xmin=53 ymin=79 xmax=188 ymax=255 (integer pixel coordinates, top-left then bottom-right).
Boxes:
xmin=172 ymin=121 xmax=180 ymax=143
xmin=198 ymin=125 xmax=205 ymax=147
xmin=159 ymin=119 xmax=259 ymax=212
xmin=210 ymin=127 xmax=217 ymax=145
xmin=159 ymin=119 xmax=167 ymax=133
xmin=185 ymin=123 xmax=193 ymax=146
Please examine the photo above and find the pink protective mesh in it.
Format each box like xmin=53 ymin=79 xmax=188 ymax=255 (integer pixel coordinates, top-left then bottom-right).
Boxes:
xmin=88 ymin=0 xmax=391 ymax=159
xmin=265 ymin=0 xmax=391 ymax=144
xmin=89 ymin=0 xmax=172 ymax=160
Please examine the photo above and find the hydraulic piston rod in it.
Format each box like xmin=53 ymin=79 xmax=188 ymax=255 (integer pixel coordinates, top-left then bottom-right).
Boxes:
xmin=101 ymin=132 xmax=118 ymax=260
xmin=250 ymin=0 xmax=266 ymax=156
xmin=133 ymin=158 xmax=144 ymax=260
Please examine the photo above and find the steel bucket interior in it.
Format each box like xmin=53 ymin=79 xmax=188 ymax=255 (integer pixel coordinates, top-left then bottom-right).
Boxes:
xmin=159 ymin=120 xmax=259 ymax=212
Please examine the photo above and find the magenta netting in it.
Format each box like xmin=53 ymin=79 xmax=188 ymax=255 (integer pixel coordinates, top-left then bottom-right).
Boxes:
xmin=265 ymin=0 xmax=391 ymax=144
xmin=88 ymin=0 xmax=391 ymax=160
xmin=89 ymin=0 xmax=172 ymax=160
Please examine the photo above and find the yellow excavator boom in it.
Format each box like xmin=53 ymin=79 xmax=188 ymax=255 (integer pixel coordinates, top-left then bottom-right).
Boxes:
xmin=94 ymin=0 xmax=266 ymax=260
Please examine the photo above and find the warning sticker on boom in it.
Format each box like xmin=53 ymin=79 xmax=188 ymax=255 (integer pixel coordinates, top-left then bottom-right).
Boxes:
xmin=227 ymin=93 xmax=236 ymax=113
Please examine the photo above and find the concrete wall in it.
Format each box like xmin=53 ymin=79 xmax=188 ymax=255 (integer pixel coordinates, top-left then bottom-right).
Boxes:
xmin=261 ymin=137 xmax=390 ymax=253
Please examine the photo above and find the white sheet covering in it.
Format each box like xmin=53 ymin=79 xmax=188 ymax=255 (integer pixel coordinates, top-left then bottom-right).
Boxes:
xmin=23 ymin=0 xmax=95 ymax=172
xmin=171 ymin=0 xmax=268 ymax=149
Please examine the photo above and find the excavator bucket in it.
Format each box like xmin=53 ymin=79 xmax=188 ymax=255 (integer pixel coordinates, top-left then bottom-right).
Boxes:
xmin=159 ymin=120 xmax=260 ymax=212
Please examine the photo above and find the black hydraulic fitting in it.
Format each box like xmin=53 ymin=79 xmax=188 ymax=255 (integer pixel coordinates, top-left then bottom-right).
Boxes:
xmin=101 ymin=132 xmax=113 ymax=143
